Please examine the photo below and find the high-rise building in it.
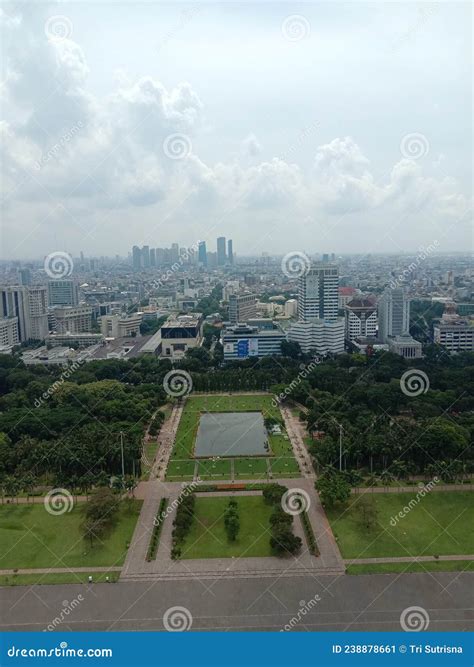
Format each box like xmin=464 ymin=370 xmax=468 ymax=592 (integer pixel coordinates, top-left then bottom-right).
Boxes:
xmin=132 ymin=245 xmax=142 ymax=270
xmin=198 ymin=241 xmax=207 ymax=267
xmin=297 ymin=263 xmax=339 ymax=322
xmin=0 ymin=317 xmax=19 ymax=349
xmin=288 ymin=263 xmax=344 ymax=355
xmin=150 ymin=248 xmax=156 ymax=267
xmin=227 ymin=239 xmax=233 ymax=265
xmin=378 ymin=288 xmax=410 ymax=342
xmin=51 ymin=305 xmax=93 ymax=334
xmin=0 ymin=286 xmax=48 ymax=342
xmin=345 ymin=298 xmax=378 ymax=343
xmin=171 ymin=243 xmax=180 ymax=263
xmin=142 ymin=245 xmax=150 ymax=269
xmin=217 ymin=237 xmax=226 ymax=266
xmin=18 ymin=268 xmax=31 ymax=286
xmin=48 ymin=279 xmax=79 ymax=306
xmin=228 ymin=293 xmax=257 ymax=324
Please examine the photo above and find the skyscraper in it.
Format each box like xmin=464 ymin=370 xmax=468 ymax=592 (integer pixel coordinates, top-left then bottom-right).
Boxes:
xmin=378 ymin=288 xmax=410 ymax=342
xmin=198 ymin=241 xmax=207 ymax=267
xmin=227 ymin=239 xmax=233 ymax=265
xmin=132 ymin=245 xmax=142 ymax=270
xmin=48 ymin=280 xmax=79 ymax=306
xmin=217 ymin=237 xmax=226 ymax=266
xmin=150 ymin=248 xmax=156 ymax=267
xmin=171 ymin=243 xmax=179 ymax=263
xmin=297 ymin=263 xmax=339 ymax=322
xmin=142 ymin=245 xmax=150 ymax=269
xmin=0 ymin=285 xmax=48 ymax=342
xmin=288 ymin=263 xmax=344 ymax=355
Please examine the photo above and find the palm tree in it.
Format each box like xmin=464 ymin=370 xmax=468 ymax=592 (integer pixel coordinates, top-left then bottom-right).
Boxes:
xmin=379 ymin=469 xmax=394 ymax=492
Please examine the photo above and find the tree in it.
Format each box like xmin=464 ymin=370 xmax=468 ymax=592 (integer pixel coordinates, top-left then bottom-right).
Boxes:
xmin=262 ymin=484 xmax=286 ymax=505
xmin=270 ymin=527 xmax=302 ymax=555
xmin=281 ymin=340 xmax=301 ymax=359
xmin=81 ymin=488 xmax=119 ymax=548
xmin=224 ymin=499 xmax=240 ymax=541
xmin=315 ymin=473 xmax=351 ymax=508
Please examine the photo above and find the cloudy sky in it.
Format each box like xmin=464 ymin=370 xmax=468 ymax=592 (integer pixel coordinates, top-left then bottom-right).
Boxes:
xmin=1 ymin=1 xmax=472 ymax=259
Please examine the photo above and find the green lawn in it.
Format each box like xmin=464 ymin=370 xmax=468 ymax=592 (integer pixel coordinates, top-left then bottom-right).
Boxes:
xmin=347 ymin=561 xmax=474 ymax=575
xmin=165 ymin=394 xmax=299 ymax=481
xmin=0 ymin=571 xmax=121 ymax=586
xmin=327 ymin=492 xmax=474 ymax=559
xmin=0 ymin=500 xmax=142 ymax=570
xmin=180 ymin=495 xmax=274 ymax=559
xmin=197 ymin=459 xmax=232 ymax=480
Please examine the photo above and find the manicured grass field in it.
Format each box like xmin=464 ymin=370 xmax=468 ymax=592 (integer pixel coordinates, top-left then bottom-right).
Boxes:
xmin=327 ymin=492 xmax=474 ymax=559
xmin=0 ymin=571 xmax=121 ymax=586
xmin=0 ymin=501 xmax=142 ymax=570
xmin=165 ymin=394 xmax=299 ymax=481
xmin=346 ymin=561 xmax=474 ymax=575
xmin=234 ymin=458 xmax=269 ymax=479
xmin=197 ymin=459 xmax=233 ymax=480
xmin=180 ymin=495 xmax=274 ymax=559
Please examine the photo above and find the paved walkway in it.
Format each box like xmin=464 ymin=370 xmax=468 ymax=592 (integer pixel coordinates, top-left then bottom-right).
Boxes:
xmin=121 ymin=478 xmax=345 ymax=582
xmin=150 ymin=403 xmax=183 ymax=481
xmin=0 ymin=566 xmax=122 ymax=575
xmin=345 ymin=555 xmax=474 ymax=565
xmin=281 ymin=406 xmax=314 ymax=479
xmin=351 ymin=484 xmax=473 ymax=494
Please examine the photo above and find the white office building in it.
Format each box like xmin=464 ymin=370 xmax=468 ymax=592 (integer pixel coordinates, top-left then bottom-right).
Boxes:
xmin=288 ymin=263 xmax=344 ymax=355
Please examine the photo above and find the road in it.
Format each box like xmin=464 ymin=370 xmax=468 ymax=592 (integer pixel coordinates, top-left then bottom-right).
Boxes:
xmin=1 ymin=572 xmax=472 ymax=632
